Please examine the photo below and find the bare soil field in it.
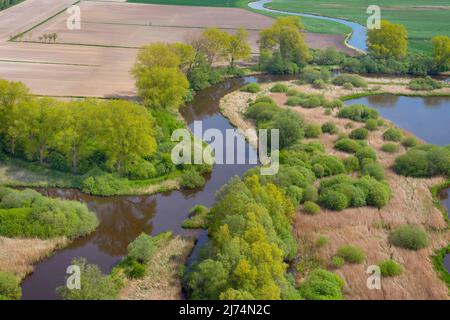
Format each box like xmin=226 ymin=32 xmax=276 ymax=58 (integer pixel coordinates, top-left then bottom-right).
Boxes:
xmin=220 ymin=79 xmax=450 ymax=299
xmin=0 ymin=0 xmax=355 ymax=97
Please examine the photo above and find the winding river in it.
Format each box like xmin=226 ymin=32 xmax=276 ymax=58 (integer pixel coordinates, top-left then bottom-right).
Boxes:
xmin=248 ymin=0 xmax=367 ymax=52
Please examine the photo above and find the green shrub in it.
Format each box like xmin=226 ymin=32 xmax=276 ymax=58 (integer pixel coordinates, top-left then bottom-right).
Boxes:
xmin=343 ymin=156 xmax=359 ymax=172
xmin=310 ymin=154 xmax=345 ymax=177
xmin=332 ymin=74 xmax=368 ymax=88
xmin=81 ymin=171 xmax=126 ymax=196
xmin=299 ymin=67 xmax=330 ymax=84
xmin=378 ymin=259 xmax=402 ymax=277
xmin=286 ymin=88 xmax=299 ymax=96
xmin=321 ymin=121 xmax=338 ymax=134
xmin=338 ymin=104 xmax=378 ymax=122
xmin=381 ymin=143 xmax=399 ymax=153
xmin=286 ymin=185 xmax=304 ymax=205
xmin=303 ymin=185 xmax=319 ymax=203
xmin=312 ymin=79 xmax=326 ymax=89
xmin=408 ymin=76 xmax=443 ymax=91
xmin=343 ymin=82 xmax=354 ymax=90
xmin=57 ymin=258 xmax=118 ymax=300
xmin=286 ymin=96 xmax=302 ymax=106
xmin=182 ymin=204 xmax=209 ymax=229
xmin=383 ymin=128 xmax=403 ymax=142
xmin=315 ymin=235 xmax=328 ymax=248
xmin=0 ymin=272 xmax=21 ymax=300
xmin=335 ymin=138 xmax=365 ymax=154
xmin=330 ymin=256 xmax=345 ymax=269
xmin=355 ymin=176 xmax=390 ymax=208
xmin=305 ymin=123 xmax=322 ymax=138
xmin=393 ymin=150 xmax=429 ymax=177
xmin=355 ymin=146 xmax=377 ymax=164
xmin=337 ymin=245 xmax=365 ymax=264
xmin=401 ymin=137 xmax=418 ymax=149
xmin=312 ymin=163 xmax=325 ymax=178
xmin=319 ymin=190 xmax=349 ymax=211
xmin=126 ymin=261 xmax=146 ymax=279
xmin=0 ymin=188 xmax=98 ymax=239
xmin=365 ymin=119 xmax=378 ymax=131
xmin=389 ymin=225 xmax=429 ymax=250
xmin=270 ymin=83 xmax=289 ymax=92
xmin=362 ymin=161 xmax=385 ymax=181
xmin=127 ymin=233 xmax=157 ymax=263
xmin=299 ymin=269 xmax=344 ymax=300
xmin=240 ymin=83 xmax=261 ymax=93
xmin=349 ymin=128 xmax=369 ymax=140
xmin=180 ymin=169 xmax=205 ymax=189
xmin=304 ymin=201 xmax=320 ymax=215
xmin=323 ymin=99 xmax=343 ymax=110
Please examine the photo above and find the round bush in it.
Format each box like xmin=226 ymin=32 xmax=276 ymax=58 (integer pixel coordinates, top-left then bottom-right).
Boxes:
xmin=389 ymin=225 xmax=429 ymax=250
xmin=355 ymin=147 xmax=377 ymax=164
xmin=381 ymin=143 xmax=399 ymax=153
xmin=401 ymin=137 xmax=418 ymax=149
xmin=378 ymin=259 xmax=402 ymax=277
xmin=343 ymin=82 xmax=354 ymax=90
xmin=299 ymin=268 xmax=344 ymax=300
xmin=393 ymin=150 xmax=429 ymax=177
xmin=343 ymin=155 xmax=359 ymax=172
xmin=286 ymin=96 xmax=302 ymax=106
xmin=365 ymin=119 xmax=378 ymax=131
xmin=349 ymin=127 xmax=369 ymax=140
xmin=286 ymin=88 xmax=299 ymax=96
xmin=305 ymin=123 xmax=322 ymax=138
xmin=320 ymin=190 xmax=349 ymax=211
xmin=330 ymin=256 xmax=345 ymax=269
xmin=335 ymin=138 xmax=364 ymax=154
xmin=303 ymin=201 xmax=320 ymax=215
xmin=312 ymin=164 xmax=325 ymax=178
xmin=324 ymin=99 xmax=343 ymax=110
xmin=180 ymin=169 xmax=205 ymax=189
xmin=286 ymin=185 xmax=304 ymax=205
xmin=312 ymin=79 xmax=326 ymax=89
xmin=240 ymin=83 xmax=261 ymax=93
xmin=303 ymin=185 xmax=319 ymax=203
xmin=270 ymin=83 xmax=289 ymax=93
xmin=126 ymin=261 xmax=146 ymax=279
xmin=337 ymin=245 xmax=365 ymax=264
xmin=315 ymin=235 xmax=328 ymax=248
xmin=322 ymin=121 xmax=338 ymax=134
xmin=0 ymin=272 xmax=21 ymax=300
xmin=383 ymin=128 xmax=403 ymax=142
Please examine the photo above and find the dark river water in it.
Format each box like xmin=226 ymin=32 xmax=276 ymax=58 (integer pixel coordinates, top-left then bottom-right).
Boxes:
xmin=20 ymin=74 xmax=289 ymax=300
xmin=347 ymin=94 xmax=450 ymax=273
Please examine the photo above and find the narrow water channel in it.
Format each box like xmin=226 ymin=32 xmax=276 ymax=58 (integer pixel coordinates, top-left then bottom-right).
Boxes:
xmin=346 ymin=94 xmax=450 ymax=273
xmin=248 ymin=0 xmax=367 ymax=52
xmin=20 ymin=74 xmax=288 ymax=300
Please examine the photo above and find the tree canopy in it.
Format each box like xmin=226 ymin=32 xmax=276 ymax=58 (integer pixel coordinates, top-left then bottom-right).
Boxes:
xmin=367 ymin=20 xmax=408 ymax=59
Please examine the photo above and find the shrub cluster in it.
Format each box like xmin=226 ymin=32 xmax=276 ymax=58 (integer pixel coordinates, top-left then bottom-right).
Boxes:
xmin=304 ymin=123 xmax=322 ymax=138
xmin=336 ymin=245 xmax=366 ymax=264
xmin=0 ymin=187 xmax=98 ymax=239
xmin=378 ymin=259 xmax=402 ymax=277
xmin=240 ymin=83 xmax=261 ymax=93
xmin=383 ymin=128 xmax=403 ymax=142
xmin=408 ymin=76 xmax=443 ymax=91
xmin=298 ymin=67 xmax=330 ymax=85
xmin=349 ymin=128 xmax=369 ymax=140
xmin=381 ymin=143 xmax=399 ymax=153
xmin=299 ymin=268 xmax=344 ymax=300
xmin=270 ymin=83 xmax=289 ymax=93
xmin=286 ymin=92 xmax=326 ymax=108
xmin=319 ymin=175 xmax=390 ymax=210
xmin=332 ymin=74 xmax=368 ymax=88
xmin=321 ymin=121 xmax=338 ymax=134
xmin=303 ymin=201 xmax=320 ymax=215
xmin=389 ymin=225 xmax=429 ymax=250
xmin=0 ymin=272 xmax=21 ymax=300
xmin=335 ymin=138 xmax=367 ymax=154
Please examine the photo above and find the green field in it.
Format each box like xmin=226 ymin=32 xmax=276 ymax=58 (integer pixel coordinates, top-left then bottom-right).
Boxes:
xmin=0 ymin=0 xmax=23 ymax=11
xmin=128 ymin=0 xmax=239 ymax=7
xmin=267 ymin=0 xmax=450 ymax=54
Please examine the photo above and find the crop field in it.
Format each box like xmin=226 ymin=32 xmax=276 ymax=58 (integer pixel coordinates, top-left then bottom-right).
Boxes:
xmin=267 ymin=0 xmax=450 ymax=54
xmin=0 ymin=0 xmax=355 ymax=97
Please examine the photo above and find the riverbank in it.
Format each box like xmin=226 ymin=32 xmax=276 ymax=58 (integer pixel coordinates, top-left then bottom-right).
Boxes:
xmin=219 ymin=76 xmax=450 ymax=299
xmin=0 ymin=236 xmax=68 ymax=282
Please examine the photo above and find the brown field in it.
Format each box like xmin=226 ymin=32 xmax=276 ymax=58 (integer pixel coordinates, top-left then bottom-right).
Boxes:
xmin=220 ymin=79 xmax=450 ymax=299
xmin=0 ymin=0 xmax=355 ymax=97
xmin=0 ymin=236 xmax=68 ymax=281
